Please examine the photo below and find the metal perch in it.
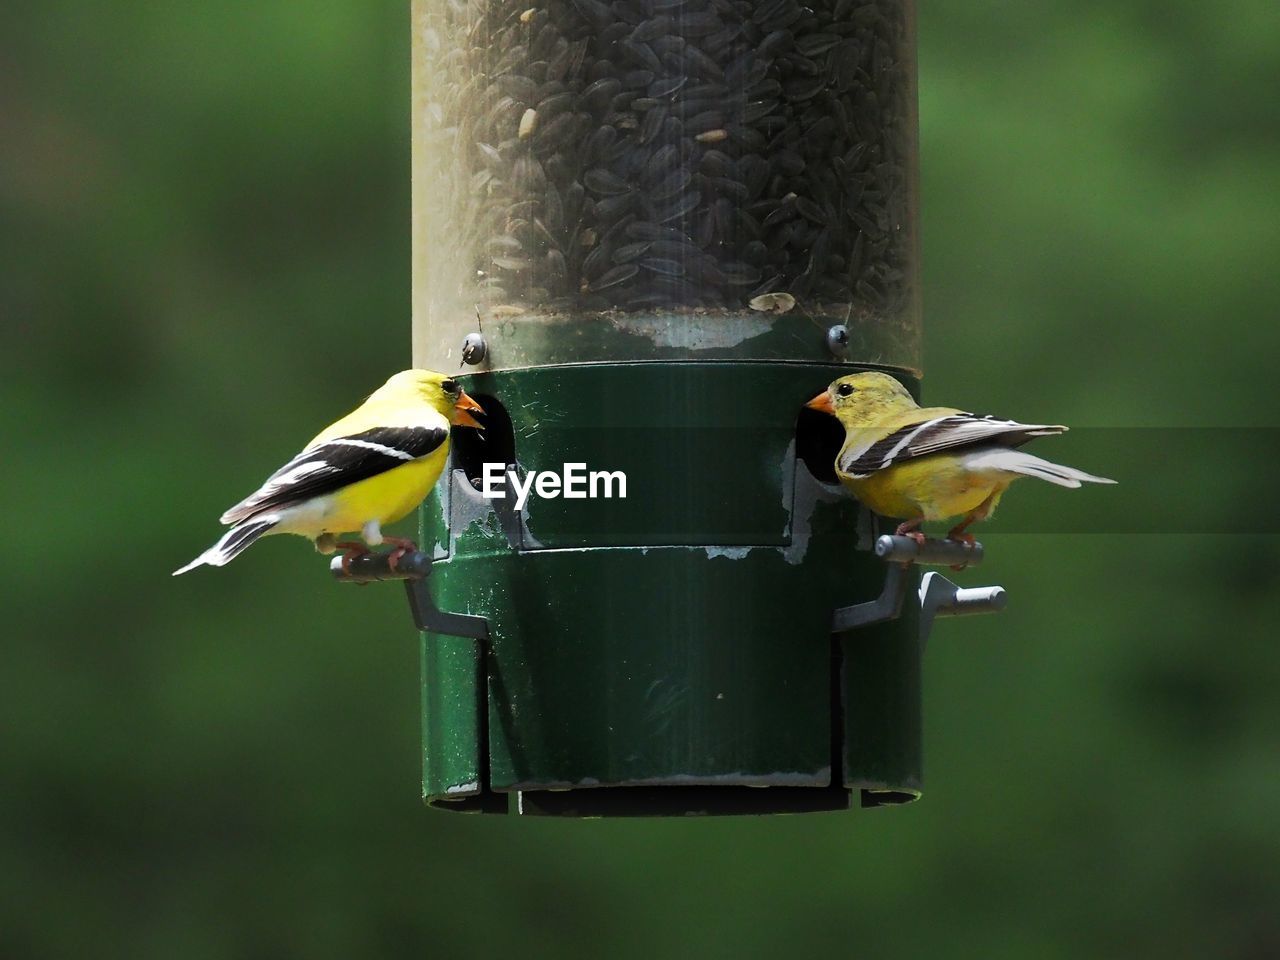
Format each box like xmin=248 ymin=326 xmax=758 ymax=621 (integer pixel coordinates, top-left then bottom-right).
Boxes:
xmin=832 ymin=535 xmax=1006 ymax=647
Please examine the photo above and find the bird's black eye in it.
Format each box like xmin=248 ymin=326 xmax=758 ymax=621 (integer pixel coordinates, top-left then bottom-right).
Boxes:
xmin=441 ymin=379 xmax=459 ymax=395
xmin=837 ymin=383 xmax=855 ymax=397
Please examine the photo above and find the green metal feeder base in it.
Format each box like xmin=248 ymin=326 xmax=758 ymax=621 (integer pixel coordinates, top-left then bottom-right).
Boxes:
xmin=418 ymin=363 xmax=922 ymax=817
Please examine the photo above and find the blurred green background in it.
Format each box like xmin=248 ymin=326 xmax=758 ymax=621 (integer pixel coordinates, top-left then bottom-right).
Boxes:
xmin=3 ymin=2 xmax=1279 ymax=958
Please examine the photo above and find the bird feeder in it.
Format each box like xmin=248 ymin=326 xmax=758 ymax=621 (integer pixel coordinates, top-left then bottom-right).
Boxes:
xmin=399 ymin=0 xmax=996 ymax=816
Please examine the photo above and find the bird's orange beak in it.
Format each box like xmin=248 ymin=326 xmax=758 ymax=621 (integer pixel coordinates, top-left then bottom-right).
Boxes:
xmin=452 ymin=390 xmax=486 ymax=429
xmin=806 ymin=390 xmax=836 ymax=415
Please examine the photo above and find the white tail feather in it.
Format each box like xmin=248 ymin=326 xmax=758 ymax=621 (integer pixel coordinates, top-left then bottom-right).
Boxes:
xmin=173 ymin=516 xmax=280 ymax=576
xmin=961 ymin=449 xmax=1116 ymax=488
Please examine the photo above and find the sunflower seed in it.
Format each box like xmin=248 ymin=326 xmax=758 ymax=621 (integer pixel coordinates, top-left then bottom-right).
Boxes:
xmin=614 ymin=240 xmax=652 ymax=263
xmin=630 ymin=16 xmax=671 ymax=43
xmin=581 ymin=78 xmax=622 ymax=111
xmin=684 ymin=110 xmax=725 ymax=134
xmin=534 ymin=112 xmax=578 ymax=153
xmin=698 ymin=149 xmax=733 ymax=177
xmin=571 ymin=0 xmax=614 ymax=29
xmin=584 ymin=168 xmax=631 ymax=196
xmin=758 ymin=30 xmax=794 ymax=57
xmin=585 ymin=124 xmax=618 ymax=162
xmin=589 ymin=263 xmax=641 ymax=291
xmin=749 ymin=292 xmax=797 ymax=313
xmin=642 ymin=258 xmax=686 ymax=276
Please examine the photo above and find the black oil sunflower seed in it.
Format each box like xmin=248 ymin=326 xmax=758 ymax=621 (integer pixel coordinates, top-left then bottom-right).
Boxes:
xmin=432 ymin=0 xmax=916 ymax=318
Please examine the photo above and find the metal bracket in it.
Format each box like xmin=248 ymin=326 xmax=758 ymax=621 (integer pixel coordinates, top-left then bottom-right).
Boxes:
xmin=831 ymin=534 xmax=1006 ymax=646
xmin=831 ymin=559 xmax=911 ymax=633
xmin=330 ymin=550 xmax=490 ymax=640
xmin=917 ymin=571 xmax=1006 ymax=652
xmin=332 ymin=549 xmax=502 ymax=812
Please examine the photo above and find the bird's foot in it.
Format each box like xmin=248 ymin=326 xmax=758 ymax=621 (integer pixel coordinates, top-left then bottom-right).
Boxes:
xmin=334 ymin=541 xmax=370 ymax=576
xmin=381 ymin=537 xmax=419 ymax=573
xmin=893 ymin=521 xmax=927 ymax=547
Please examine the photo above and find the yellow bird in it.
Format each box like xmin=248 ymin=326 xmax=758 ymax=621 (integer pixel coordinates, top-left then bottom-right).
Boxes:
xmin=806 ymin=372 xmax=1114 ymax=542
xmin=174 ymin=370 xmax=484 ymax=575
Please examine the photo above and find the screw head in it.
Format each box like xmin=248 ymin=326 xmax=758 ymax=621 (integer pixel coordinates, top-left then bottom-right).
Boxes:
xmin=461 ymin=332 xmax=488 ymax=366
xmin=826 ymin=324 xmax=850 ymax=357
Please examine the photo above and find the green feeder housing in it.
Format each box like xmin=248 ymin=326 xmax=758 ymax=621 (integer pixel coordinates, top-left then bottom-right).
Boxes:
xmin=399 ymin=0 xmax=1001 ymax=816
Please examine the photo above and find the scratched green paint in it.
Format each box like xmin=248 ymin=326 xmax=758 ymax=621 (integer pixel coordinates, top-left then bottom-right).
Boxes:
xmin=418 ymin=363 xmax=922 ymax=815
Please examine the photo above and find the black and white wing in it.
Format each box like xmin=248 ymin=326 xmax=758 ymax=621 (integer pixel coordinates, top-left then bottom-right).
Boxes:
xmin=838 ymin=413 xmax=1066 ymax=479
xmin=219 ymin=425 xmax=448 ymax=525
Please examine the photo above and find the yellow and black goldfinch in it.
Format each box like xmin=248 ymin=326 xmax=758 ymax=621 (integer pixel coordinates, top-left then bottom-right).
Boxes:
xmin=174 ymin=370 xmax=484 ymax=575
xmin=807 ymin=372 xmax=1114 ymax=543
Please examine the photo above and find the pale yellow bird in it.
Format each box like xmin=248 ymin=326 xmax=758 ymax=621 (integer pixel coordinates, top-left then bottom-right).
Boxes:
xmin=807 ymin=372 xmax=1114 ymax=542
xmin=174 ymin=370 xmax=484 ymax=575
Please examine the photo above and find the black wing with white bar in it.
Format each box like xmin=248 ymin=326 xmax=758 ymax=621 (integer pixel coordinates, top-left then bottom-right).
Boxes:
xmin=220 ymin=425 xmax=448 ymax=524
xmin=839 ymin=414 xmax=1066 ymax=479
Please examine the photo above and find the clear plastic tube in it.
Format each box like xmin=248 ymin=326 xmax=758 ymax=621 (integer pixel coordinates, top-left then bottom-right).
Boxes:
xmin=412 ymin=0 xmax=920 ymax=370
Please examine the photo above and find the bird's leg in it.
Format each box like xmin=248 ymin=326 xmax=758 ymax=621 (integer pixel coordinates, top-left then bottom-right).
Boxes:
xmin=945 ymin=515 xmax=981 ymax=570
xmin=334 ymin=540 xmax=371 ymax=575
xmin=894 ymin=518 xmax=927 ymax=547
xmin=946 ymin=515 xmax=978 ymax=546
xmin=382 ymin=536 xmax=419 ymax=573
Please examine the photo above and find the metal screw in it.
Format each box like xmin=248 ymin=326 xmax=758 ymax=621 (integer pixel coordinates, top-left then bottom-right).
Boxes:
xmin=461 ymin=332 xmax=487 ymax=366
xmin=826 ymin=324 xmax=850 ymax=357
